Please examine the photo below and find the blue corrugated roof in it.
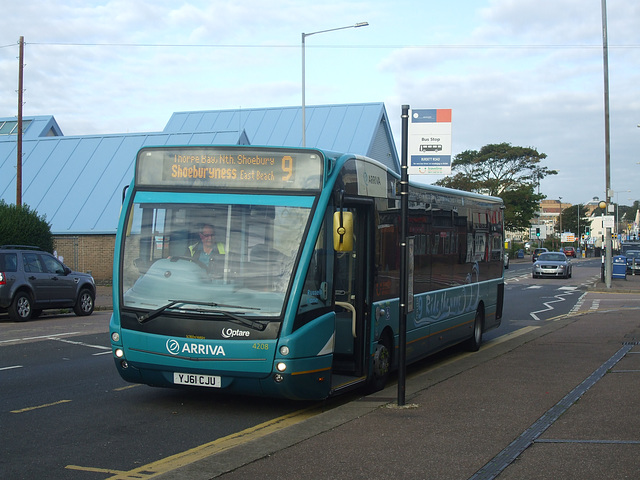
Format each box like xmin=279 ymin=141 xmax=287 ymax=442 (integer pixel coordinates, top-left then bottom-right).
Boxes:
xmin=0 ymin=103 xmax=399 ymax=234
xmin=0 ymin=125 xmax=247 ymax=234
xmin=165 ymin=103 xmax=399 ymax=172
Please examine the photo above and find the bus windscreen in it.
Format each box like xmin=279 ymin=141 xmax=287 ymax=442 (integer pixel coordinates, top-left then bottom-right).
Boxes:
xmin=135 ymin=146 xmax=323 ymax=191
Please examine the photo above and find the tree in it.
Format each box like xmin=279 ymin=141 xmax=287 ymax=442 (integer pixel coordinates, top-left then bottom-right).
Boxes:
xmin=434 ymin=142 xmax=557 ymax=231
xmin=0 ymin=201 xmax=54 ymax=252
xmin=559 ymin=205 xmax=589 ymax=238
xmin=500 ymin=185 xmax=543 ymax=232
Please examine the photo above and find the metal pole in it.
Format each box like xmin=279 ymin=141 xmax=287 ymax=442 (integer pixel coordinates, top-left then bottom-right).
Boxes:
xmin=398 ymin=105 xmax=409 ymax=406
xmin=601 ymin=0 xmax=611 ymax=207
xmin=301 ymin=33 xmax=306 ymax=147
xmin=17 ymin=36 xmax=24 ymax=207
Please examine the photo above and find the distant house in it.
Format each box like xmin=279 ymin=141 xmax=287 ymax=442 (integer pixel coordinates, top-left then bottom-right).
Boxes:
xmin=0 ymin=103 xmax=399 ymax=283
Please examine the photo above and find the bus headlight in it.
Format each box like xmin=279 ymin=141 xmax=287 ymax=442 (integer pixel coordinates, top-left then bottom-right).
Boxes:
xmin=111 ymin=332 xmax=120 ymax=342
xmin=115 ymin=348 xmax=124 ymax=358
xmin=276 ymin=362 xmax=287 ymax=372
xmin=279 ymin=345 xmax=290 ymax=356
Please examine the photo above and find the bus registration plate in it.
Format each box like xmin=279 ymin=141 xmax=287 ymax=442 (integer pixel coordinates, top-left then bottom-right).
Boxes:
xmin=173 ymin=372 xmax=221 ymax=388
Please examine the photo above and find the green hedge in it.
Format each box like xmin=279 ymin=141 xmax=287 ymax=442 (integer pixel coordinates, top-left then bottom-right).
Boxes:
xmin=0 ymin=201 xmax=54 ymax=252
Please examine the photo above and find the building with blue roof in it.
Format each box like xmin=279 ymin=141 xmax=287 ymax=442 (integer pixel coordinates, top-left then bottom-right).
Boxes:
xmin=0 ymin=102 xmax=399 ymax=282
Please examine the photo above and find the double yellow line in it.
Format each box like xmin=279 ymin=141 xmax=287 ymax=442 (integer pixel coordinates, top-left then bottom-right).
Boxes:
xmin=67 ymin=405 xmax=321 ymax=479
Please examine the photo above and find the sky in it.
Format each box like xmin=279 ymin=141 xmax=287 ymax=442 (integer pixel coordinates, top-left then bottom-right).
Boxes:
xmin=1 ymin=0 xmax=639 ymax=206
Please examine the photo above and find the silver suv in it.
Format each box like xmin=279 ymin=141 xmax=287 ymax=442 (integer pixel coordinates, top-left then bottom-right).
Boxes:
xmin=0 ymin=245 xmax=96 ymax=322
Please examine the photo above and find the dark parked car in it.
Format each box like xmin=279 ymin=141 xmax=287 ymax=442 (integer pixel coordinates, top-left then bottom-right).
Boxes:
xmin=562 ymin=246 xmax=576 ymax=258
xmin=532 ymin=252 xmax=572 ymax=279
xmin=625 ymin=250 xmax=640 ymax=275
xmin=0 ymin=245 xmax=96 ymax=321
xmin=532 ymin=247 xmax=548 ymax=262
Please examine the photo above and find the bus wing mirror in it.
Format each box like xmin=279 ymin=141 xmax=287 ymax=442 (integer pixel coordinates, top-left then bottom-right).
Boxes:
xmin=333 ymin=211 xmax=353 ymax=252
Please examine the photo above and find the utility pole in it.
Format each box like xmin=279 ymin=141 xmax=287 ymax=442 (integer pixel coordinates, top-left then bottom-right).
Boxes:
xmin=601 ymin=0 xmax=611 ymax=207
xmin=17 ymin=35 xmax=24 ymax=207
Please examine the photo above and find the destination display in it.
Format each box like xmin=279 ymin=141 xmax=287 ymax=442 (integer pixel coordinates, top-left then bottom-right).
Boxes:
xmin=136 ymin=146 xmax=323 ymax=190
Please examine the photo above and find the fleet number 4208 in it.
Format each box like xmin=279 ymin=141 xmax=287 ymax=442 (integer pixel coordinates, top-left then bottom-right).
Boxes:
xmin=252 ymin=343 xmax=269 ymax=350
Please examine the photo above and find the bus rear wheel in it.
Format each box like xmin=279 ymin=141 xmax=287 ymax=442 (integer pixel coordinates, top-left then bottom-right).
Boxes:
xmin=466 ymin=306 xmax=484 ymax=352
xmin=368 ymin=335 xmax=391 ymax=392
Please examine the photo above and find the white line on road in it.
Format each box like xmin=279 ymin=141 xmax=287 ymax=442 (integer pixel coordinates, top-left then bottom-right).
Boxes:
xmin=0 ymin=332 xmax=82 ymax=345
xmin=0 ymin=365 xmax=23 ymax=371
xmin=530 ymin=291 xmax=575 ymax=321
xmin=48 ymin=337 xmax=110 ymax=351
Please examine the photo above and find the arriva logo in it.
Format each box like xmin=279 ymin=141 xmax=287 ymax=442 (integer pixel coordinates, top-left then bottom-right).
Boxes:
xmin=166 ymin=339 xmax=180 ymax=355
xmin=165 ymin=338 xmax=226 ymax=356
xmin=221 ymin=328 xmax=251 ymax=339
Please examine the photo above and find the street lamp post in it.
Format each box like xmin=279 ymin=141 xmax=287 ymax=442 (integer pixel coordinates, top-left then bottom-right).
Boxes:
xmin=558 ymin=197 xmax=563 ymax=249
xmin=301 ymin=22 xmax=368 ymax=147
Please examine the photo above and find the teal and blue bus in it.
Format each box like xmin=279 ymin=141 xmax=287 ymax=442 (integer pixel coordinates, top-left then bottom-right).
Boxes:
xmin=110 ymin=145 xmax=504 ymax=400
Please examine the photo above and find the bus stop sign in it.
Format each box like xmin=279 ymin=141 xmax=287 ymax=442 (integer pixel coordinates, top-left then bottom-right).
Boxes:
xmin=408 ymin=109 xmax=452 ymax=176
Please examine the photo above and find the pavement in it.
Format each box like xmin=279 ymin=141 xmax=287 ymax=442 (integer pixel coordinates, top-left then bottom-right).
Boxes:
xmin=98 ymin=263 xmax=640 ymax=480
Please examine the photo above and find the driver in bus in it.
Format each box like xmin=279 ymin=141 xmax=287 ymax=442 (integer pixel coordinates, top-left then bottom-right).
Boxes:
xmin=188 ymin=223 xmax=225 ymax=272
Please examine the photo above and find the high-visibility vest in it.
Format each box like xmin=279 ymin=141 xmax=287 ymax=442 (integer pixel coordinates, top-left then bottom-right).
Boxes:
xmin=189 ymin=242 xmax=225 ymax=257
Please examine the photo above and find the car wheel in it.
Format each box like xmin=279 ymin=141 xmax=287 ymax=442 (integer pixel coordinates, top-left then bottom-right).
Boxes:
xmin=73 ymin=288 xmax=95 ymax=316
xmin=9 ymin=292 xmax=33 ymax=322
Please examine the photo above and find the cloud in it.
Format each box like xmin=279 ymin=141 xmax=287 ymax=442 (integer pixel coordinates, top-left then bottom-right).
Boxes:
xmin=1 ymin=0 xmax=638 ymax=206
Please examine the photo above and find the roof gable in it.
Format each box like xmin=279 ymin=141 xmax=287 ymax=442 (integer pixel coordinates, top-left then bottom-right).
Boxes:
xmin=165 ymin=103 xmax=400 ymax=173
xmin=0 ymin=115 xmax=63 ymax=140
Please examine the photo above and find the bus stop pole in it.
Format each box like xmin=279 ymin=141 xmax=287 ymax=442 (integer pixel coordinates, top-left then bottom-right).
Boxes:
xmin=398 ymin=105 xmax=410 ymax=406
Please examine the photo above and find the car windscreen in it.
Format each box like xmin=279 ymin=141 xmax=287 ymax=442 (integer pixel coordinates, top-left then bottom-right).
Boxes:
xmin=538 ymin=253 xmax=565 ymax=262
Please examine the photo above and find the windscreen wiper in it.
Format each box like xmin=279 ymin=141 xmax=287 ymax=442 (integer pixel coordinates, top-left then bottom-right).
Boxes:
xmin=137 ymin=299 xmax=265 ymax=331
xmin=206 ymin=308 xmax=267 ymax=331
xmin=138 ymin=300 xmax=184 ymax=324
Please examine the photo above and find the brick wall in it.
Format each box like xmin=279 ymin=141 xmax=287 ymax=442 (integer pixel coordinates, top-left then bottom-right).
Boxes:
xmin=54 ymin=235 xmax=115 ymax=285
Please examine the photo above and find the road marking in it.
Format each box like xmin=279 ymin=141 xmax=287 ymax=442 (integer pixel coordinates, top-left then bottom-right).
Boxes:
xmin=0 ymin=365 xmax=23 ymax=371
xmin=113 ymin=384 xmax=142 ymax=392
xmin=569 ymin=292 xmax=588 ymax=314
xmin=409 ymin=326 xmax=541 ymax=375
xmin=88 ymin=406 xmax=322 ymax=479
xmin=66 ymin=465 xmax=127 ymax=474
xmin=47 ymin=336 xmax=110 ymax=351
xmin=11 ymin=399 xmax=72 ymax=413
xmin=529 ymin=290 xmax=576 ymax=321
xmin=485 ymin=326 xmax=540 ymax=346
xmin=0 ymin=331 xmax=82 ymax=345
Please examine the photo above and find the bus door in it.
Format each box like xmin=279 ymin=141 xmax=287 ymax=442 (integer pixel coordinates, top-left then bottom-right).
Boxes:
xmin=331 ymin=200 xmax=373 ymax=390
